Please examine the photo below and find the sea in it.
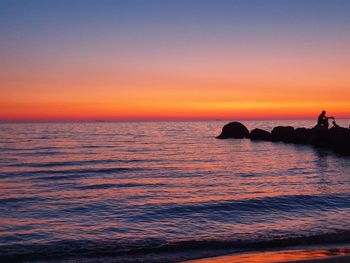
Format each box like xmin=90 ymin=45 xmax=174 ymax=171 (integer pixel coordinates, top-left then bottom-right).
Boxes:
xmin=1 ymin=120 xmax=350 ymax=262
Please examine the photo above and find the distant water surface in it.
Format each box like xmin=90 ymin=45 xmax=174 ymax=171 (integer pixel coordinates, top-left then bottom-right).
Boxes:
xmin=1 ymin=120 xmax=350 ymax=262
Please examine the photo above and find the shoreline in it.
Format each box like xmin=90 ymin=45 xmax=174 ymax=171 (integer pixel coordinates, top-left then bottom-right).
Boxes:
xmin=287 ymin=255 xmax=350 ymax=263
xmin=182 ymin=245 xmax=350 ymax=263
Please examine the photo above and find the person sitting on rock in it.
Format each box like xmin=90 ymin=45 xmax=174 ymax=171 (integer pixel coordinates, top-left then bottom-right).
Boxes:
xmin=317 ymin=110 xmax=334 ymax=129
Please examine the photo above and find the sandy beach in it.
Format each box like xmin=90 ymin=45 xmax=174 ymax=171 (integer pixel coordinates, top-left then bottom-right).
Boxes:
xmin=182 ymin=247 xmax=350 ymax=263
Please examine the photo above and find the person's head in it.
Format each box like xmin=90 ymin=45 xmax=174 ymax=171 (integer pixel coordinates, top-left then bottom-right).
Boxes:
xmin=321 ymin=110 xmax=326 ymax=115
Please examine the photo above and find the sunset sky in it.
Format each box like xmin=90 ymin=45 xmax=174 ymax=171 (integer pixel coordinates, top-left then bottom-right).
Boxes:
xmin=1 ymin=0 xmax=350 ymax=121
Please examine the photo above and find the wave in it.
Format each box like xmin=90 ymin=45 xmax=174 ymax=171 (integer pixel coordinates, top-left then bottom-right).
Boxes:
xmin=2 ymin=231 xmax=350 ymax=262
xmin=80 ymin=145 xmax=116 ymax=149
xmin=0 ymin=196 xmax=44 ymax=204
xmin=76 ymin=182 xmax=167 ymax=190
xmin=138 ymin=194 xmax=350 ymax=219
xmin=6 ymin=158 xmax=152 ymax=168
xmin=0 ymin=167 xmax=146 ymax=179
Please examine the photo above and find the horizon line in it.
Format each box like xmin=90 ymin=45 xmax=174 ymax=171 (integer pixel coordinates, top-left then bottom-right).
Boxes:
xmin=1 ymin=116 xmax=350 ymax=123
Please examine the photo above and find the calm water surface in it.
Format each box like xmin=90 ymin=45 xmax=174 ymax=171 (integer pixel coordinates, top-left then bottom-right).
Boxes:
xmin=1 ymin=120 xmax=350 ymax=262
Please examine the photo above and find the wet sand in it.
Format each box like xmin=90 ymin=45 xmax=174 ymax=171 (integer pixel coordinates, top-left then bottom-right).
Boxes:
xmin=182 ymin=247 xmax=350 ymax=263
xmin=286 ymin=255 xmax=350 ymax=262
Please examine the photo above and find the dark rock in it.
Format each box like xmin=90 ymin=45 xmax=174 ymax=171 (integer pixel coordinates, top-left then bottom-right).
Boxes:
xmin=329 ymin=126 xmax=349 ymax=137
xmin=293 ymin=128 xmax=311 ymax=144
xmin=250 ymin=128 xmax=271 ymax=141
xmin=271 ymin=126 xmax=295 ymax=142
xmin=329 ymin=127 xmax=350 ymax=154
xmin=310 ymin=126 xmax=331 ymax=147
xmin=216 ymin=122 xmax=249 ymax=139
xmin=332 ymin=137 xmax=350 ymax=155
xmin=217 ymin=122 xmax=350 ymax=155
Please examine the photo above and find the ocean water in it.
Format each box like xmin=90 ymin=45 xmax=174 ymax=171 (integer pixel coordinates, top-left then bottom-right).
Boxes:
xmin=1 ymin=120 xmax=350 ymax=262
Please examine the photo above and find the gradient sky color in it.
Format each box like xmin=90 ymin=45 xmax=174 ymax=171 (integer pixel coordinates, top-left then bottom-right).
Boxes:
xmin=1 ymin=0 xmax=350 ymax=121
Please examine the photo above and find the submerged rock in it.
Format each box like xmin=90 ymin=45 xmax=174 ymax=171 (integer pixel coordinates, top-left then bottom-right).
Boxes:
xmin=216 ymin=122 xmax=249 ymax=139
xmin=250 ymin=128 xmax=271 ymax=141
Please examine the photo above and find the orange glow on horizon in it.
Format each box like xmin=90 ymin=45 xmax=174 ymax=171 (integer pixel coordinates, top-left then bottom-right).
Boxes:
xmin=2 ymin=33 xmax=350 ymax=121
xmin=1 ymin=1 xmax=350 ymax=121
xmin=2 ymin=57 xmax=350 ymax=121
xmin=2 ymin=37 xmax=350 ymax=121
xmin=1 ymin=96 xmax=350 ymax=121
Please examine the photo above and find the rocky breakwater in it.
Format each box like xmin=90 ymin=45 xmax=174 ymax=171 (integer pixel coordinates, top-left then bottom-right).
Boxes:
xmin=216 ymin=121 xmax=350 ymax=155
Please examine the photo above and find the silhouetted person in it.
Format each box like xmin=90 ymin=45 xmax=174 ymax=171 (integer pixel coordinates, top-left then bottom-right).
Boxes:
xmin=317 ymin=111 xmax=334 ymax=129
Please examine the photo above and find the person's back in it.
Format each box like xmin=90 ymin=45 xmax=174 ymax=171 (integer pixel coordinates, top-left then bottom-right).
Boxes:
xmin=317 ymin=111 xmax=326 ymax=127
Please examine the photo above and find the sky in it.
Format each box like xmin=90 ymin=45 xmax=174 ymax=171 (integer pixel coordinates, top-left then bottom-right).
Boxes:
xmin=1 ymin=0 xmax=350 ymax=121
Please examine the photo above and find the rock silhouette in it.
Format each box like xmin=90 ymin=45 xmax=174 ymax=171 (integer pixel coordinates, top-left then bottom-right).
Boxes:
xmin=250 ymin=128 xmax=271 ymax=141
xmin=271 ymin=126 xmax=294 ymax=142
xmin=217 ymin=121 xmax=350 ymax=155
xmin=216 ymin=122 xmax=250 ymax=139
xmin=309 ymin=127 xmax=331 ymax=147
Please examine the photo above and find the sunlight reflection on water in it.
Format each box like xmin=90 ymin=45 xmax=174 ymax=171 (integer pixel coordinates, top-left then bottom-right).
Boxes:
xmin=0 ymin=120 xmax=350 ymax=259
